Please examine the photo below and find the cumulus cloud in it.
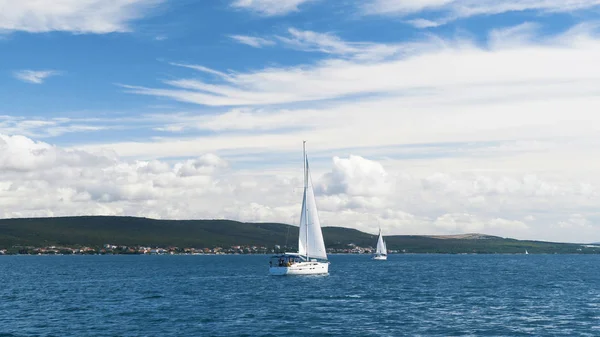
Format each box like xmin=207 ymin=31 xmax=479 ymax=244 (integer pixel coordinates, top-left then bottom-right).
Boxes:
xmin=2 ymin=133 xmax=600 ymax=242
xmin=558 ymin=214 xmax=592 ymax=229
xmin=13 ymin=70 xmax=61 ymax=84
xmin=5 ymin=1 xmax=600 ymax=245
xmin=434 ymin=213 xmax=529 ymax=235
xmin=175 ymin=154 xmax=228 ymax=177
xmin=0 ymin=0 xmax=163 ymax=34
xmin=434 ymin=213 xmax=485 ymax=233
xmin=0 ymin=134 xmax=115 ymax=172
xmin=319 ymin=155 xmax=391 ymax=197
xmin=6 ymin=23 xmax=600 ymax=242
xmin=0 ymin=133 xmax=231 ymax=219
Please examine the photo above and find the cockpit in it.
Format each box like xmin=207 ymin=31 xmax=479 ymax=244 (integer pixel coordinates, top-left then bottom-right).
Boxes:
xmin=269 ymin=253 xmax=305 ymax=267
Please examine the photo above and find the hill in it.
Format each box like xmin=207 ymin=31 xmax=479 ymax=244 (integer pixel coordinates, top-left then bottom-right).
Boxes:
xmin=0 ymin=216 xmax=596 ymax=254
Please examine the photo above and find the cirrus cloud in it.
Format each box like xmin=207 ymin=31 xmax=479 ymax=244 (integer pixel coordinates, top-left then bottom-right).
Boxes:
xmin=229 ymin=35 xmax=276 ymax=48
xmin=0 ymin=0 xmax=164 ymax=34
xmin=364 ymin=0 xmax=600 ymax=28
xmin=231 ymin=0 xmax=316 ymax=16
xmin=13 ymin=70 xmax=62 ymax=84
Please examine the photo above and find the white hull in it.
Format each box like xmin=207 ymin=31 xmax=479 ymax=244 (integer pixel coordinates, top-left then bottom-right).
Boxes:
xmin=269 ymin=261 xmax=329 ymax=276
xmin=372 ymin=255 xmax=387 ymax=260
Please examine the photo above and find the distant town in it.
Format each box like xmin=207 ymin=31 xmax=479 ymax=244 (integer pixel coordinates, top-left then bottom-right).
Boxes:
xmin=0 ymin=243 xmax=403 ymax=256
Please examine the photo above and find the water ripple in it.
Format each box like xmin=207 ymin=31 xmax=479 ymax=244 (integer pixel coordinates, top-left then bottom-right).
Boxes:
xmin=1 ymin=254 xmax=599 ymax=336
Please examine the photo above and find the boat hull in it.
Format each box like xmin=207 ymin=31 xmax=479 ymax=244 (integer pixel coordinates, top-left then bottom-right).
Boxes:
xmin=269 ymin=261 xmax=329 ymax=276
xmin=372 ymin=255 xmax=387 ymax=260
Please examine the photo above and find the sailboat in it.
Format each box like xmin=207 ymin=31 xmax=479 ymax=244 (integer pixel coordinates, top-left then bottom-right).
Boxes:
xmin=525 ymin=249 xmax=529 ymax=255
xmin=269 ymin=142 xmax=329 ymax=276
xmin=372 ymin=227 xmax=387 ymax=260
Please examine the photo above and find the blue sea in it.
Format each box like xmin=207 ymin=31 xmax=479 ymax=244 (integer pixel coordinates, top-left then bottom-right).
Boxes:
xmin=1 ymin=254 xmax=599 ymax=336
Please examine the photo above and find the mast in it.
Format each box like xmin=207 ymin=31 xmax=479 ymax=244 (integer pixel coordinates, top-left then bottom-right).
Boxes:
xmin=303 ymin=140 xmax=309 ymax=260
xmin=378 ymin=227 xmax=380 ymax=254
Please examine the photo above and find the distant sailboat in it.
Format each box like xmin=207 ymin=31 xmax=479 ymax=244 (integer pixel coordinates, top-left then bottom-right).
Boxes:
xmin=269 ymin=142 xmax=329 ymax=276
xmin=372 ymin=228 xmax=387 ymax=260
xmin=525 ymin=250 xmax=529 ymax=255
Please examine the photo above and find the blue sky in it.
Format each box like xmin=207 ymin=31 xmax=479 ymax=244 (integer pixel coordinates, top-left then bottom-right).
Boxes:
xmin=1 ymin=0 xmax=600 ymax=242
xmin=1 ymin=0 xmax=595 ymax=148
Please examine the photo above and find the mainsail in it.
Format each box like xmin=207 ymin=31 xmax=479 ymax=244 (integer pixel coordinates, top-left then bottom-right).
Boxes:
xmin=298 ymin=157 xmax=327 ymax=260
xmin=375 ymin=229 xmax=386 ymax=255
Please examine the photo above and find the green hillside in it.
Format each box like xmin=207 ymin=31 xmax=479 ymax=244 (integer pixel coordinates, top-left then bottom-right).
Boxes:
xmin=0 ymin=216 xmax=596 ymax=254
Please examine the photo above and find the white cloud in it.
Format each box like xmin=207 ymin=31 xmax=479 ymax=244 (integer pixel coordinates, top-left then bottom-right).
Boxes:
xmin=557 ymin=214 xmax=592 ymax=230
xmin=0 ymin=133 xmax=229 ymax=218
xmin=168 ymin=62 xmax=232 ymax=80
xmin=13 ymin=70 xmax=61 ymax=84
xmin=227 ymin=28 xmax=416 ymax=59
xmin=434 ymin=213 xmax=486 ymax=233
xmin=489 ymin=218 xmax=529 ymax=232
xmin=364 ymin=0 xmax=454 ymax=15
xmin=0 ymin=115 xmax=107 ymax=137
xmin=175 ymin=154 xmax=228 ymax=177
xmin=364 ymin=0 xmax=600 ymax=27
xmin=224 ymin=202 xmax=295 ymax=224
xmin=488 ymin=22 xmax=540 ymax=48
xmin=433 ymin=213 xmax=530 ymax=236
xmin=229 ymin=35 xmax=276 ymax=48
xmin=278 ymin=28 xmax=369 ymax=55
xmin=231 ymin=0 xmax=315 ymax=16
xmin=405 ymin=18 xmax=445 ymax=28
xmin=0 ymin=134 xmax=116 ymax=172
xmin=2 ymin=133 xmax=600 ymax=242
xmin=124 ymin=23 xmax=600 ymax=109
xmin=275 ymin=28 xmax=411 ymax=60
xmin=319 ymin=156 xmax=391 ymax=197
xmin=113 ymin=23 xmax=600 ymax=163
xmin=454 ymin=0 xmax=600 ymax=17
xmin=0 ymin=0 xmax=163 ymax=34
xmin=6 ymin=22 xmax=600 ymax=243
xmin=153 ymin=125 xmax=186 ymax=133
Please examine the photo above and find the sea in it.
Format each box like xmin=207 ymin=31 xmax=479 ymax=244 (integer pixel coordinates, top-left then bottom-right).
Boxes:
xmin=1 ymin=254 xmax=599 ymax=337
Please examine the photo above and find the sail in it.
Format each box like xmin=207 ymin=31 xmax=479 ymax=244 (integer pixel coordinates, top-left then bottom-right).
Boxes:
xmin=376 ymin=230 xmax=386 ymax=255
xmin=298 ymin=160 xmax=327 ymax=260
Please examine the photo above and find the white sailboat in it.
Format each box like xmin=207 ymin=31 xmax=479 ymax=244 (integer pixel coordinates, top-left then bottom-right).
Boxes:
xmin=269 ymin=142 xmax=329 ymax=276
xmin=372 ymin=227 xmax=387 ymax=260
xmin=525 ymin=249 xmax=529 ymax=255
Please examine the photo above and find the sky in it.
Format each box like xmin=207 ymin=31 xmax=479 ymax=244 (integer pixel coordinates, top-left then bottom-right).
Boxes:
xmin=1 ymin=0 xmax=600 ymax=243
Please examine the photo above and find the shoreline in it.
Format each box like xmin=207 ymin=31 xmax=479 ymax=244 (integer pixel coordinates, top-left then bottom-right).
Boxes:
xmin=1 ymin=252 xmax=598 ymax=256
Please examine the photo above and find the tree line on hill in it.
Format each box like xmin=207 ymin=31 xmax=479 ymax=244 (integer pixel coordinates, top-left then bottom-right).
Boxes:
xmin=0 ymin=216 xmax=596 ymax=254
